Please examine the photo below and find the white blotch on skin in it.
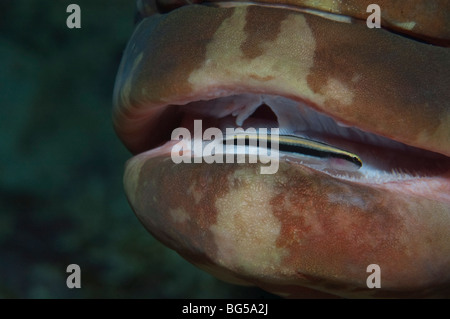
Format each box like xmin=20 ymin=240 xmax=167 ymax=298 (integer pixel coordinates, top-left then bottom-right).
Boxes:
xmin=169 ymin=207 xmax=190 ymax=223
xmin=210 ymin=169 xmax=288 ymax=275
xmin=321 ymin=77 xmax=354 ymax=106
xmin=327 ymin=191 xmax=368 ymax=210
xmin=393 ymin=21 xmax=416 ymax=31
xmin=187 ymin=181 xmax=203 ymax=204
xmin=187 ymin=7 xmax=322 ymax=104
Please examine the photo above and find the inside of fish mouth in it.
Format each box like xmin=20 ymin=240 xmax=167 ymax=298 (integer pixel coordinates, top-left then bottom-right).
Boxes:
xmin=151 ymin=93 xmax=450 ymax=181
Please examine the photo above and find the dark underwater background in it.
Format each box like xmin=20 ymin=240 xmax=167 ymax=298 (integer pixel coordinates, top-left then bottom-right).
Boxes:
xmin=0 ymin=0 xmax=274 ymax=298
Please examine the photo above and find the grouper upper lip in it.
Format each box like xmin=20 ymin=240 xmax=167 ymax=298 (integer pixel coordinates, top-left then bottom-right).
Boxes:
xmin=113 ymin=3 xmax=450 ymax=298
xmin=114 ymin=3 xmax=450 ymax=193
xmin=116 ymin=3 xmax=450 ymax=157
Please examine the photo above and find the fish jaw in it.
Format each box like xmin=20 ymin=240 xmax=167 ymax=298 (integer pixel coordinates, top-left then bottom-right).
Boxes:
xmin=124 ymin=153 xmax=450 ymax=298
xmin=113 ymin=4 xmax=450 ymax=297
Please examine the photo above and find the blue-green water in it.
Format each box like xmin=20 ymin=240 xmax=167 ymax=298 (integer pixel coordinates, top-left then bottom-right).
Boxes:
xmin=0 ymin=0 xmax=273 ymax=298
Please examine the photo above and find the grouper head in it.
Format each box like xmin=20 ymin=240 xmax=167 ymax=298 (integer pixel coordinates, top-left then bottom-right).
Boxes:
xmin=113 ymin=0 xmax=450 ymax=298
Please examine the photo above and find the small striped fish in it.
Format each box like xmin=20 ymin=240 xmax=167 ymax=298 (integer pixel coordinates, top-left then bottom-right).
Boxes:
xmin=223 ymin=133 xmax=362 ymax=169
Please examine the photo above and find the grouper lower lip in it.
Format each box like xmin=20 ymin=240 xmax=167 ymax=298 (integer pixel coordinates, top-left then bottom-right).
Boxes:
xmin=113 ymin=3 xmax=450 ymax=298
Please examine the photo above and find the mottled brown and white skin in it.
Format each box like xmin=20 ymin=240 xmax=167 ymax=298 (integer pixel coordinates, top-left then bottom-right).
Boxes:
xmin=113 ymin=0 xmax=450 ymax=298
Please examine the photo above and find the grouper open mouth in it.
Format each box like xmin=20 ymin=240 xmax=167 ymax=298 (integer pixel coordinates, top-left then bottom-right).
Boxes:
xmin=113 ymin=0 xmax=450 ymax=298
